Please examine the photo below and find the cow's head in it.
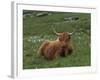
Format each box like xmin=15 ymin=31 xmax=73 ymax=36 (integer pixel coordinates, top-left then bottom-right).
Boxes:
xmin=56 ymin=32 xmax=72 ymax=42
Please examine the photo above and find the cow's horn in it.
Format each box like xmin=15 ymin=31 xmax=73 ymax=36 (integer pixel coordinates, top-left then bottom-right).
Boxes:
xmin=69 ymin=32 xmax=73 ymax=35
xmin=51 ymin=26 xmax=60 ymax=35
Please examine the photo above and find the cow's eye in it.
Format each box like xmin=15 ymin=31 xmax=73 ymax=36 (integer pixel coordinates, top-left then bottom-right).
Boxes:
xmin=69 ymin=35 xmax=71 ymax=38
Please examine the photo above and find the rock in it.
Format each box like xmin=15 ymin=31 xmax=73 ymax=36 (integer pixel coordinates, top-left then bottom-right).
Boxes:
xmin=36 ymin=12 xmax=51 ymax=17
xmin=64 ymin=16 xmax=79 ymax=21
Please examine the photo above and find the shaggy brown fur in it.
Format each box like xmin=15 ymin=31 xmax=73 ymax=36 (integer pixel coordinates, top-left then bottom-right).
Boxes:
xmin=39 ymin=32 xmax=73 ymax=60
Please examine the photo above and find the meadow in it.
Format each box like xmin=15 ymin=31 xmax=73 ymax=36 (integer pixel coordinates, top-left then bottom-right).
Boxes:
xmin=23 ymin=10 xmax=91 ymax=69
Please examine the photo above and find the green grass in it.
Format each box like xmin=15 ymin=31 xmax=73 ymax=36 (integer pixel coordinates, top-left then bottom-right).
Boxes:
xmin=23 ymin=10 xmax=91 ymax=69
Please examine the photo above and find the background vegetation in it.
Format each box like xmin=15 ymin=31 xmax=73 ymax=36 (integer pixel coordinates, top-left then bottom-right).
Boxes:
xmin=23 ymin=10 xmax=91 ymax=69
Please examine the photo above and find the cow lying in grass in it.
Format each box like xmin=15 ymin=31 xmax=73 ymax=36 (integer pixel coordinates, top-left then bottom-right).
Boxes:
xmin=39 ymin=28 xmax=73 ymax=60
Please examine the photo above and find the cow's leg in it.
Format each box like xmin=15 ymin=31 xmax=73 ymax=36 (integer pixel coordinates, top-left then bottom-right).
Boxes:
xmin=67 ymin=45 xmax=73 ymax=55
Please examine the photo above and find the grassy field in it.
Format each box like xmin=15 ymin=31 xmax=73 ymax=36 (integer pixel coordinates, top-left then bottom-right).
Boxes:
xmin=23 ymin=10 xmax=91 ymax=69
